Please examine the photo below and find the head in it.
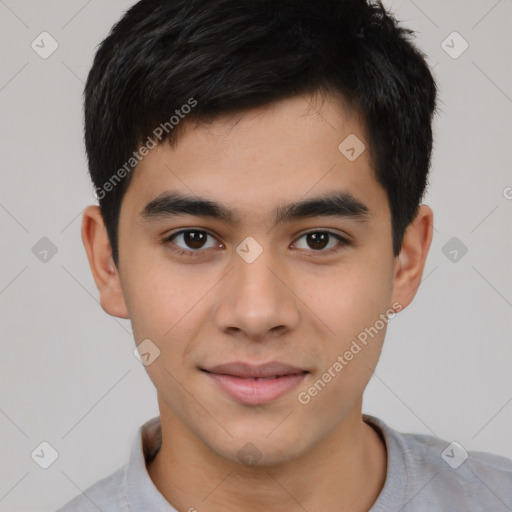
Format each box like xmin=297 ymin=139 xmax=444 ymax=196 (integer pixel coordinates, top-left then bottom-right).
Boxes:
xmin=82 ymin=0 xmax=436 ymax=466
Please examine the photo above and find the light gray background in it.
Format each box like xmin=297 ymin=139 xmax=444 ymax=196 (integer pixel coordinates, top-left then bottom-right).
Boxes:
xmin=0 ymin=1 xmax=511 ymax=511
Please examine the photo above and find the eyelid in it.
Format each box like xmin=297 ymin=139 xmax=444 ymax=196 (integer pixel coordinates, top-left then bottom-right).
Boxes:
xmin=294 ymin=228 xmax=350 ymax=242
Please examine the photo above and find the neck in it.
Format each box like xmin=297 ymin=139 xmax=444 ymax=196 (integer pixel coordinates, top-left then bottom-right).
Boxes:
xmin=147 ymin=398 xmax=387 ymax=512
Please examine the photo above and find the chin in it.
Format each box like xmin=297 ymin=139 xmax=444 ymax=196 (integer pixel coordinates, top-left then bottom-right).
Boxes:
xmin=205 ymin=428 xmax=308 ymax=468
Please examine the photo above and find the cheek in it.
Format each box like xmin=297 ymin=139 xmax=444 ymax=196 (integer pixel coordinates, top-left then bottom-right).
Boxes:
xmin=122 ymin=259 xmax=221 ymax=382
xmin=298 ymin=260 xmax=392 ymax=391
xmin=297 ymin=321 xmax=387 ymax=418
xmin=122 ymin=258 xmax=198 ymax=339
xmin=303 ymin=261 xmax=391 ymax=334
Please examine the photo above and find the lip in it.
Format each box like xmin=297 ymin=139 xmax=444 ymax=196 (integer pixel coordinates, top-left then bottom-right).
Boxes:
xmin=201 ymin=361 xmax=309 ymax=406
xmin=203 ymin=361 xmax=307 ymax=378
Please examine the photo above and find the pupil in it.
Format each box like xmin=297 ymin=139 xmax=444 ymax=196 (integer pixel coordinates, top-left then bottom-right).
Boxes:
xmin=308 ymin=232 xmax=328 ymax=250
xmin=185 ymin=231 xmax=206 ymax=249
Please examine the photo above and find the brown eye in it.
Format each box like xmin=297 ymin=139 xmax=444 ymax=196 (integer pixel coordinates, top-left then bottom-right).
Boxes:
xmin=165 ymin=229 xmax=220 ymax=256
xmin=293 ymin=231 xmax=349 ymax=253
xmin=181 ymin=231 xmax=208 ymax=249
xmin=306 ymin=232 xmax=329 ymax=250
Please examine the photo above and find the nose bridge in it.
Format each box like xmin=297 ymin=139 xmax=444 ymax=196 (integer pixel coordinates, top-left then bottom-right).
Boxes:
xmin=235 ymin=244 xmax=280 ymax=299
xmin=212 ymin=240 xmax=300 ymax=339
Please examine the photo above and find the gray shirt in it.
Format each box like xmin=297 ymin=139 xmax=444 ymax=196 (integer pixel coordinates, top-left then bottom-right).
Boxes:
xmin=55 ymin=414 xmax=512 ymax=511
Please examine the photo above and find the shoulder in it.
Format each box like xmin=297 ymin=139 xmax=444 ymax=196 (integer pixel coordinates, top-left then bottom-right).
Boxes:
xmin=55 ymin=465 xmax=126 ymax=512
xmin=412 ymin=434 xmax=512 ymax=511
xmin=405 ymin=430 xmax=512 ymax=508
xmin=365 ymin=414 xmax=512 ymax=511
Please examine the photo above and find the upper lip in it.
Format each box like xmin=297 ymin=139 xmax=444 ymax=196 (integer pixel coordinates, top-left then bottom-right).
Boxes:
xmin=201 ymin=361 xmax=308 ymax=378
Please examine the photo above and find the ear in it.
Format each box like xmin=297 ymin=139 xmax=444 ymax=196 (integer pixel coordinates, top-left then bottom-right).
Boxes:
xmin=391 ymin=204 xmax=434 ymax=311
xmin=81 ymin=205 xmax=129 ymax=319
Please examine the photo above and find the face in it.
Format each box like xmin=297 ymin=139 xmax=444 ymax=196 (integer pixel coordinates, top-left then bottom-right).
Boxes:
xmin=86 ymin=92 xmax=426 ymax=466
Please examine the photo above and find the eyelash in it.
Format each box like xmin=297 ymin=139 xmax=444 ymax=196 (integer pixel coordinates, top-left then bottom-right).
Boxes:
xmin=162 ymin=229 xmax=351 ymax=258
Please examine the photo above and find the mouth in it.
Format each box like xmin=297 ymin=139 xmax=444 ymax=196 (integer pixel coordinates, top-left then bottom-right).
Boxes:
xmin=200 ymin=361 xmax=309 ymax=405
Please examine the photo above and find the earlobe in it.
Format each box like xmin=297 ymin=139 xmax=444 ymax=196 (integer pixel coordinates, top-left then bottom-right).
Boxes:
xmin=391 ymin=205 xmax=434 ymax=310
xmin=81 ymin=205 xmax=130 ymax=319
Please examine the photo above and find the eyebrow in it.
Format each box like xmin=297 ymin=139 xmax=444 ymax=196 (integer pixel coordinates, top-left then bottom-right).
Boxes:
xmin=140 ymin=190 xmax=372 ymax=226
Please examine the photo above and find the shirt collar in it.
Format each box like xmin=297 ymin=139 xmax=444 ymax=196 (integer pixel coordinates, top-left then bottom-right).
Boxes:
xmin=363 ymin=413 xmax=408 ymax=511
xmin=121 ymin=415 xmax=177 ymax=511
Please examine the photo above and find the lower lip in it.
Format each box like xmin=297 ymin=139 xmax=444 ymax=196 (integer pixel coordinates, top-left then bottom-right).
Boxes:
xmin=203 ymin=371 xmax=308 ymax=405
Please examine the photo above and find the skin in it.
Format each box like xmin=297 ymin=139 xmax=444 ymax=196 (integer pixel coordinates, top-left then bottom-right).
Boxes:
xmin=82 ymin=91 xmax=433 ymax=511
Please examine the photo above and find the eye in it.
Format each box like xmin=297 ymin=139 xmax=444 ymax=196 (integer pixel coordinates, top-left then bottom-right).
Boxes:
xmin=164 ymin=229 xmax=221 ymax=257
xmin=163 ymin=228 xmax=350 ymax=258
xmin=292 ymin=231 xmax=349 ymax=253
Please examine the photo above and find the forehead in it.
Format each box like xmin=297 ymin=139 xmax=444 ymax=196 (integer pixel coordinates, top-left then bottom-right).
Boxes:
xmin=121 ymin=92 xmax=389 ymax=227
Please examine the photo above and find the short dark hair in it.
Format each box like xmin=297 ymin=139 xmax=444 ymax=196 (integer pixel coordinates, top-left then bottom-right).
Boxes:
xmin=84 ymin=0 xmax=437 ymax=266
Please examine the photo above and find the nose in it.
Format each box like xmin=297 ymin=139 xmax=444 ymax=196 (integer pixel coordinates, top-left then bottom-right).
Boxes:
xmin=211 ymin=247 xmax=301 ymax=342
